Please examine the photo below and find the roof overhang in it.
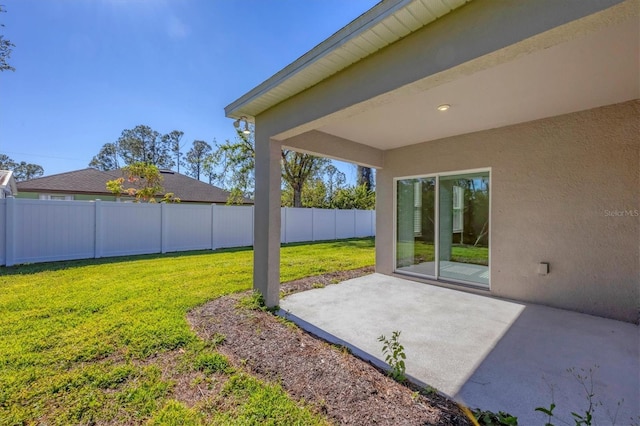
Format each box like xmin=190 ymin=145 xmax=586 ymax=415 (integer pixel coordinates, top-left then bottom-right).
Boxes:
xmin=226 ymin=0 xmax=638 ymax=155
xmin=225 ymin=0 xmax=471 ymax=120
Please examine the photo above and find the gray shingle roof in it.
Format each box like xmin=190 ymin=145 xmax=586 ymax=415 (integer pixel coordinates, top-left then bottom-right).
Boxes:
xmin=16 ymin=168 xmax=253 ymax=204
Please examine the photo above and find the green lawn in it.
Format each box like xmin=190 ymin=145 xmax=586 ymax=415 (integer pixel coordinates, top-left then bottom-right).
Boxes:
xmin=0 ymin=238 xmax=374 ymax=425
xmin=397 ymin=240 xmax=489 ymax=266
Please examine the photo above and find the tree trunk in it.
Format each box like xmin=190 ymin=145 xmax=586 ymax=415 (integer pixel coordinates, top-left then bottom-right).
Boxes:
xmin=293 ymin=184 xmax=302 ymax=207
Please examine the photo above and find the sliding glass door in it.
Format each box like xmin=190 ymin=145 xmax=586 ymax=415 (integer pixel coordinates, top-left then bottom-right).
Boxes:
xmin=396 ymin=170 xmax=490 ymax=287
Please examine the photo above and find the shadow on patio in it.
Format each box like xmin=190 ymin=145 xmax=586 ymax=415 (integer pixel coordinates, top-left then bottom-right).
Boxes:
xmin=279 ymin=274 xmax=639 ymax=425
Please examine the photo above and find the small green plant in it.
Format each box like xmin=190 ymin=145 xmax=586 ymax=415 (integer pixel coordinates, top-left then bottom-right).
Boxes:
xmin=535 ymin=365 xmax=626 ymax=426
xmin=472 ymin=408 xmax=519 ymax=425
xmin=237 ymin=290 xmax=266 ymax=311
xmin=421 ymin=385 xmax=438 ymax=396
xmin=312 ymin=282 xmax=325 ymax=289
xmin=378 ymin=330 xmax=407 ymax=382
xmin=210 ymin=332 xmax=226 ymax=347
xmin=193 ymin=352 xmax=232 ymax=375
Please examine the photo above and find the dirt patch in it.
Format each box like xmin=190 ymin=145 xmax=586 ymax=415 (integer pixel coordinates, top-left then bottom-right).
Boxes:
xmin=187 ymin=268 xmax=474 ymax=425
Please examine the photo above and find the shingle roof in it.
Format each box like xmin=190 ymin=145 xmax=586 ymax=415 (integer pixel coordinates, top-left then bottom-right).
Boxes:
xmin=16 ymin=168 xmax=253 ymax=204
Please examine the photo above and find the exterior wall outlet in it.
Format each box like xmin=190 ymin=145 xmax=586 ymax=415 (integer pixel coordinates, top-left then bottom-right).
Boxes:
xmin=537 ymin=262 xmax=550 ymax=275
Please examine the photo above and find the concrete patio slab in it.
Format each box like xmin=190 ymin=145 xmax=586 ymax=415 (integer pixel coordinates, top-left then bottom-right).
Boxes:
xmin=279 ymin=273 xmax=639 ymax=425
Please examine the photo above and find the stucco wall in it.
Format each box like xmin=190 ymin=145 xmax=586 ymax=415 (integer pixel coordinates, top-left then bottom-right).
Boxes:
xmin=377 ymin=101 xmax=639 ymax=323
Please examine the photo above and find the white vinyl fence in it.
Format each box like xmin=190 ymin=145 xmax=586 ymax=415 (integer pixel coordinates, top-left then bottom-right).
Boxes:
xmin=0 ymin=198 xmax=375 ymax=266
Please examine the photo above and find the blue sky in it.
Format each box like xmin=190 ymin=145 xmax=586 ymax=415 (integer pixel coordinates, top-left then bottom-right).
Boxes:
xmin=0 ymin=0 xmax=378 ymax=182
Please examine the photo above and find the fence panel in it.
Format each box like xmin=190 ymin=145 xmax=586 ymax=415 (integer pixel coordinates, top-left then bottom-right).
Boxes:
xmin=99 ymin=203 xmax=162 ymax=257
xmin=13 ymin=199 xmax=95 ymax=264
xmin=282 ymin=208 xmax=313 ymax=243
xmin=163 ymin=204 xmax=213 ymax=252
xmin=212 ymin=205 xmax=253 ymax=249
xmin=0 ymin=200 xmax=374 ymax=266
xmin=355 ymin=210 xmax=374 ymax=237
xmin=312 ymin=208 xmax=336 ymax=241
xmin=335 ymin=209 xmax=356 ymax=239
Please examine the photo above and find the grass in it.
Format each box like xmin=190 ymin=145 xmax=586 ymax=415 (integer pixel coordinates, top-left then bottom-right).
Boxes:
xmin=0 ymin=238 xmax=373 ymax=425
xmin=397 ymin=240 xmax=489 ymax=266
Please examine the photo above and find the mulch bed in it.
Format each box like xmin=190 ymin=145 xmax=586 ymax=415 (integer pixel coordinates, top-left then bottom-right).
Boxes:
xmin=187 ymin=267 xmax=474 ymax=425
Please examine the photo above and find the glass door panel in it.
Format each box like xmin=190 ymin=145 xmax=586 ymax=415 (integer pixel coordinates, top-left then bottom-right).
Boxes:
xmin=438 ymin=173 xmax=490 ymax=286
xmin=396 ymin=177 xmax=436 ymax=277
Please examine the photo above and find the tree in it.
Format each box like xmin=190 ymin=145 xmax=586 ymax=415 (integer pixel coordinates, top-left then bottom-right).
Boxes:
xmin=89 ymin=126 xmax=181 ymax=170
xmin=281 ymin=151 xmax=329 ymax=208
xmin=163 ymin=130 xmax=184 ymax=173
xmin=282 ymin=178 xmax=328 ymax=208
xmin=0 ymin=153 xmax=16 ymax=170
xmin=185 ymin=140 xmax=212 ymax=180
xmin=281 ymin=162 xmax=346 ymax=208
xmin=331 ymin=184 xmax=375 ymax=210
xmin=357 ymin=165 xmax=374 ymax=191
xmin=0 ymin=154 xmax=44 ymax=181
xmin=0 ymin=5 xmax=15 ymax=72
xmin=13 ymin=162 xmax=44 ymax=181
xmin=105 ymin=162 xmax=179 ymax=203
xmin=324 ymin=164 xmax=346 ymax=205
xmin=210 ymin=129 xmax=256 ymax=200
xmin=117 ymin=125 xmax=173 ymax=169
xmin=210 ymin=128 xmax=329 ymax=207
xmin=89 ymin=143 xmax=119 ymax=171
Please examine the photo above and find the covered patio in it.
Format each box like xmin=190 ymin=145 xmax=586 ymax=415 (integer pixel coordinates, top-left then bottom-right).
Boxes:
xmin=226 ymin=0 xmax=639 ymax=324
xmin=224 ymin=0 xmax=639 ymax=421
xmin=280 ymin=274 xmax=640 ymax=425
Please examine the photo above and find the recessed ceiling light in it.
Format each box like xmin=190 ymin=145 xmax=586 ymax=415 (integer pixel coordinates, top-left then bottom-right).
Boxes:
xmin=437 ymin=104 xmax=450 ymax=111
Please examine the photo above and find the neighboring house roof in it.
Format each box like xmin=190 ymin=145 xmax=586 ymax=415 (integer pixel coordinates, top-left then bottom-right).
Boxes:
xmin=0 ymin=170 xmax=17 ymax=196
xmin=16 ymin=168 xmax=253 ymax=204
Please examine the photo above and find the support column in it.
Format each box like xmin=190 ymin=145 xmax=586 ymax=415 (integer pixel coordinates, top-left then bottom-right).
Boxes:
xmin=253 ymin=130 xmax=281 ymax=308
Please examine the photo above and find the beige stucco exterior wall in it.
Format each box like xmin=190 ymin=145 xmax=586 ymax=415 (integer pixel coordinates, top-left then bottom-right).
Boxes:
xmin=377 ymin=100 xmax=640 ymax=323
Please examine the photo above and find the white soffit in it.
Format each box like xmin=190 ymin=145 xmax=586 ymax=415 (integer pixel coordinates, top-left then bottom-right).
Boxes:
xmin=318 ymin=11 xmax=639 ymax=150
xmin=224 ymin=0 xmax=471 ymax=120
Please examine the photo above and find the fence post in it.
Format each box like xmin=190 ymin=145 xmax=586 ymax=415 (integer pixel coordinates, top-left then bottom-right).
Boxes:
xmin=311 ymin=208 xmax=315 ymax=241
xmin=372 ymin=210 xmax=376 ymax=237
xmin=161 ymin=203 xmax=168 ymax=253
xmin=5 ymin=197 xmax=15 ymax=267
xmin=251 ymin=204 xmax=255 ymax=247
xmin=334 ymin=208 xmax=337 ymax=241
xmin=353 ymin=209 xmax=357 ymax=239
xmin=211 ymin=204 xmax=217 ymax=250
xmin=94 ymin=200 xmax=103 ymax=258
xmin=282 ymin=207 xmax=287 ymax=244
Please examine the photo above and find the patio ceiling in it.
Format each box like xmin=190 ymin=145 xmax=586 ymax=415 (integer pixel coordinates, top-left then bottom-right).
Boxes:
xmin=315 ymin=15 xmax=639 ymax=151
